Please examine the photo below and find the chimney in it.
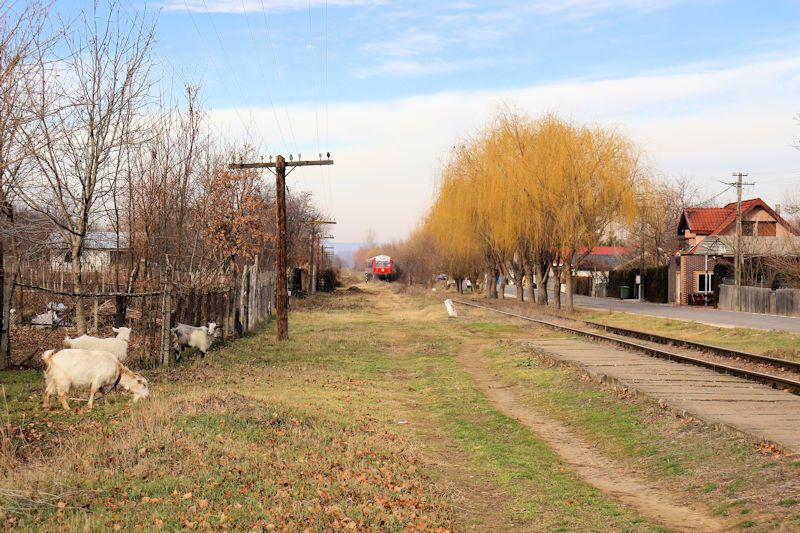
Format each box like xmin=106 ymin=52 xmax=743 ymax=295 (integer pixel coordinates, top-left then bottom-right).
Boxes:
xmin=776 ymin=203 xmax=781 ymax=217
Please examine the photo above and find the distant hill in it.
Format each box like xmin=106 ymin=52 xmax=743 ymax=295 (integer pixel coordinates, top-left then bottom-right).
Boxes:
xmin=330 ymin=242 xmax=363 ymax=266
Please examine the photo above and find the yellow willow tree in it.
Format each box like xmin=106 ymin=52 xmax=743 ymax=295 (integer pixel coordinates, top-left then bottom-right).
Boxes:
xmin=426 ymin=111 xmax=640 ymax=306
xmin=497 ymin=112 xmax=568 ymax=306
xmin=556 ymin=123 xmax=640 ymax=311
xmin=428 ymin=144 xmax=485 ymax=292
xmin=429 ymin=136 xmax=512 ymax=297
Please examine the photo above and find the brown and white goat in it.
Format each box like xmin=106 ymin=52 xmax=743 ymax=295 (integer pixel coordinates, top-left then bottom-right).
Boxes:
xmin=41 ymin=349 xmax=149 ymax=411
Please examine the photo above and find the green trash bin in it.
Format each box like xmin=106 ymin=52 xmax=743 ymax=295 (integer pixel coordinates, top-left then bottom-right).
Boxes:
xmin=619 ymin=286 xmax=631 ymax=299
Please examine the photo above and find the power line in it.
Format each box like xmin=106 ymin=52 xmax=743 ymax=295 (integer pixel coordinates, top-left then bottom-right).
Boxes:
xmin=238 ymin=0 xmax=289 ymax=150
xmin=181 ymin=0 xmax=253 ymax=138
xmin=199 ymin=0 xmax=268 ymax=144
xmin=121 ymin=0 xmax=228 ymax=141
xmin=258 ymin=0 xmax=299 ymax=153
xmin=309 ymin=0 xmax=321 ymax=155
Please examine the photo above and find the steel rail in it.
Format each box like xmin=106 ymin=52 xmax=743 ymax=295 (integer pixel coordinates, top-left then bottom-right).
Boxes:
xmin=582 ymin=321 xmax=800 ymax=373
xmin=452 ymin=299 xmax=800 ymax=395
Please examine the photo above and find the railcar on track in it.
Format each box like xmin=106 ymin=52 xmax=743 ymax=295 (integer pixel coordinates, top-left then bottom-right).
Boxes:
xmin=365 ymin=254 xmax=398 ymax=281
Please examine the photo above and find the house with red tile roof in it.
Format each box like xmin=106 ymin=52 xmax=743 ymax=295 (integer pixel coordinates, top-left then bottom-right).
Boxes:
xmin=668 ymin=198 xmax=799 ymax=305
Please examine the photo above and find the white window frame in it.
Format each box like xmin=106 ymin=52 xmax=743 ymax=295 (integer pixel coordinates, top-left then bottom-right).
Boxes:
xmin=696 ymin=272 xmax=713 ymax=293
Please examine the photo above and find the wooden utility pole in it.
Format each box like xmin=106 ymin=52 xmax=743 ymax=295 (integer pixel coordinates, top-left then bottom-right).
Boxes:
xmin=230 ymin=155 xmax=333 ymax=340
xmin=726 ymin=172 xmax=754 ymax=312
xmin=302 ymin=220 xmax=336 ymax=295
xmin=275 ymin=156 xmax=288 ymax=339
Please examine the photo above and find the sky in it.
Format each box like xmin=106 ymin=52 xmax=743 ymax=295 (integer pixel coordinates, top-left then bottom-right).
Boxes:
xmin=56 ymin=0 xmax=800 ymax=246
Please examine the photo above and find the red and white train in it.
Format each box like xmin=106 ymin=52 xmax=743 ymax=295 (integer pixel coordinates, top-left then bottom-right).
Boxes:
xmin=365 ymin=254 xmax=398 ymax=281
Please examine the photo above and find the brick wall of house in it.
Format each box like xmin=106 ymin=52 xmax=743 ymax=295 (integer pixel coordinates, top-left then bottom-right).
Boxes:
xmin=680 ymin=255 xmax=717 ymax=305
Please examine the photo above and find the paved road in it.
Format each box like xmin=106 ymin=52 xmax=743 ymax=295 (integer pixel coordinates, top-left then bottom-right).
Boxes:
xmin=529 ymin=337 xmax=800 ymax=453
xmin=501 ymin=285 xmax=800 ymax=334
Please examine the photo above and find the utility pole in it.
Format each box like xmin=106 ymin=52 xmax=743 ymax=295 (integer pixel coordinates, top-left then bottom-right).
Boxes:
xmin=302 ymin=219 xmax=336 ymax=295
xmin=724 ymin=172 xmax=754 ymax=312
xmin=639 ymin=195 xmax=646 ymax=302
xmin=230 ymin=155 xmax=333 ymax=340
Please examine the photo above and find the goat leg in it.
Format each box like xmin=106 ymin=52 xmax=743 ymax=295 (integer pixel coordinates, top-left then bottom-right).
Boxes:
xmin=87 ymin=385 xmax=99 ymax=410
xmin=58 ymin=392 xmax=70 ymax=411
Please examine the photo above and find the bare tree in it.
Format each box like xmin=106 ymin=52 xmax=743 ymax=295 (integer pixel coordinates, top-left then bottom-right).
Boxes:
xmin=0 ymin=1 xmax=53 ymax=367
xmin=17 ymin=2 xmax=155 ymax=333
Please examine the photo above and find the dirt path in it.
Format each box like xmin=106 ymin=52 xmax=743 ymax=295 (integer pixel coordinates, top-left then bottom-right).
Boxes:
xmin=456 ymin=339 xmax=729 ymax=533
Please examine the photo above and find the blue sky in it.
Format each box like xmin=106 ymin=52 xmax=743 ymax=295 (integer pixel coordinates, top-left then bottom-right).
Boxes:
xmin=56 ymin=1 xmax=800 ymax=244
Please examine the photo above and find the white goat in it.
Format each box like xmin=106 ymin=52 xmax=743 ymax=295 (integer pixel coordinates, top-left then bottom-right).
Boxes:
xmin=63 ymin=326 xmax=132 ymax=362
xmin=171 ymin=322 xmax=220 ymax=362
xmin=41 ymin=348 xmax=149 ymax=411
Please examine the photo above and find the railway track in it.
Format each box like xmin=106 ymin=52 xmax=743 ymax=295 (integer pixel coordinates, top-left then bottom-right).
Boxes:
xmin=452 ymin=299 xmax=800 ymax=395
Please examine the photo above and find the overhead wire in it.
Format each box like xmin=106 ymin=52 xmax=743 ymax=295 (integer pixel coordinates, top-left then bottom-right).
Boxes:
xmin=238 ymin=0 xmax=289 ymax=152
xmin=258 ymin=0 xmax=299 ymax=153
xmin=706 ymin=183 xmax=737 ymax=205
xmin=309 ymin=0 xmax=321 ymax=156
xmin=121 ymin=0 xmax=229 ymax=141
xmin=181 ymin=0 xmax=254 ymax=140
xmin=324 ymin=0 xmax=333 ymax=202
xmin=199 ymin=0 xmax=269 ymax=145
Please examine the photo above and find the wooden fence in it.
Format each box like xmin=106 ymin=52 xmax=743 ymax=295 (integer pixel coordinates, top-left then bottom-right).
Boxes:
xmin=162 ymin=264 xmax=275 ymax=365
xmin=9 ymin=263 xmax=275 ymax=369
xmin=718 ymin=285 xmax=800 ymax=317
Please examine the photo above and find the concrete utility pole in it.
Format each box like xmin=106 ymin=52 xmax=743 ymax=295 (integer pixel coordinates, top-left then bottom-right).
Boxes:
xmin=725 ymin=172 xmax=754 ymax=312
xmin=230 ymin=155 xmax=333 ymax=340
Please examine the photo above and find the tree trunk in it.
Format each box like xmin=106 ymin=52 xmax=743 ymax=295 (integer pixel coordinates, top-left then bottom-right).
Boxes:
xmin=71 ymin=238 xmax=86 ymax=333
xmin=515 ymin=265 xmax=524 ymax=303
xmin=553 ymin=263 xmax=562 ymax=310
xmin=523 ymin=257 xmax=534 ymax=306
xmin=487 ymin=270 xmax=497 ymax=299
xmin=535 ymin=258 xmax=549 ymax=306
xmin=498 ymin=266 xmax=506 ymax=300
xmin=564 ymin=257 xmax=574 ymax=311
xmin=0 ymin=233 xmax=5 ymax=370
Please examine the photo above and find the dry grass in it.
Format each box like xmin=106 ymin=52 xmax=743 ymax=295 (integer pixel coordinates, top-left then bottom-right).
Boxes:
xmin=6 ymin=283 xmax=796 ymax=531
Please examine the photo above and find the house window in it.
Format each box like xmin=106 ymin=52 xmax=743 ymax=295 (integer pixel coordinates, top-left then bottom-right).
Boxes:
xmin=696 ymin=272 xmax=713 ymax=293
xmin=757 ymin=221 xmax=776 ymax=236
xmin=742 ymin=221 xmax=754 ymax=236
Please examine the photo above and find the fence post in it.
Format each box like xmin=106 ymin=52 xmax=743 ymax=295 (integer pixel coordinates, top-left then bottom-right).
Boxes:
xmin=241 ymin=266 xmax=250 ymax=333
xmin=160 ymin=271 xmax=173 ymax=367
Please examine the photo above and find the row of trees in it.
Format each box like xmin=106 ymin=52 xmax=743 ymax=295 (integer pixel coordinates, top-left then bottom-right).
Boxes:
xmin=405 ymin=112 xmax=641 ymax=310
xmin=0 ymin=2 xmax=326 ymax=368
xmin=381 ymin=111 xmax=800 ymax=300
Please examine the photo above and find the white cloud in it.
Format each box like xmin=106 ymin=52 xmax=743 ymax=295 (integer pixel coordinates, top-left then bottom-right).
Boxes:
xmin=360 ymin=29 xmax=445 ymax=59
xmin=526 ymin=0 xmax=683 ymax=18
xmin=208 ymin=53 xmax=800 ymax=242
xmin=352 ymin=57 xmax=489 ymax=79
xmin=159 ymin=0 xmax=386 ymax=14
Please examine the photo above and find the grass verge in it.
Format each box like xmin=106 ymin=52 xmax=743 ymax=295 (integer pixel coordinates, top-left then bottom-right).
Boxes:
xmin=458 ymin=304 xmax=800 ymax=532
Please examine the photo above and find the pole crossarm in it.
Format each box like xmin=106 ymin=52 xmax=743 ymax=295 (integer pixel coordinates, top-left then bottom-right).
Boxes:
xmin=229 ymin=160 xmax=334 ymax=170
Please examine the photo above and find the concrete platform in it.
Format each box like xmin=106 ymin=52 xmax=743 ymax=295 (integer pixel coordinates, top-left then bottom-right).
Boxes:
xmin=527 ymin=337 xmax=800 ymax=453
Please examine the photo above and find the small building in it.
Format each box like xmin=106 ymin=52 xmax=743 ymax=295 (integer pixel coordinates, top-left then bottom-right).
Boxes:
xmin=49 ymin=231 xmax=130 ymax=272
xmin=573 ymin=246 xmax=636 ymax=297
xmin=669 ymin=198 xmax=798 ymax=305
xmin=574 ymin=246 xmax=636 ymax=281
